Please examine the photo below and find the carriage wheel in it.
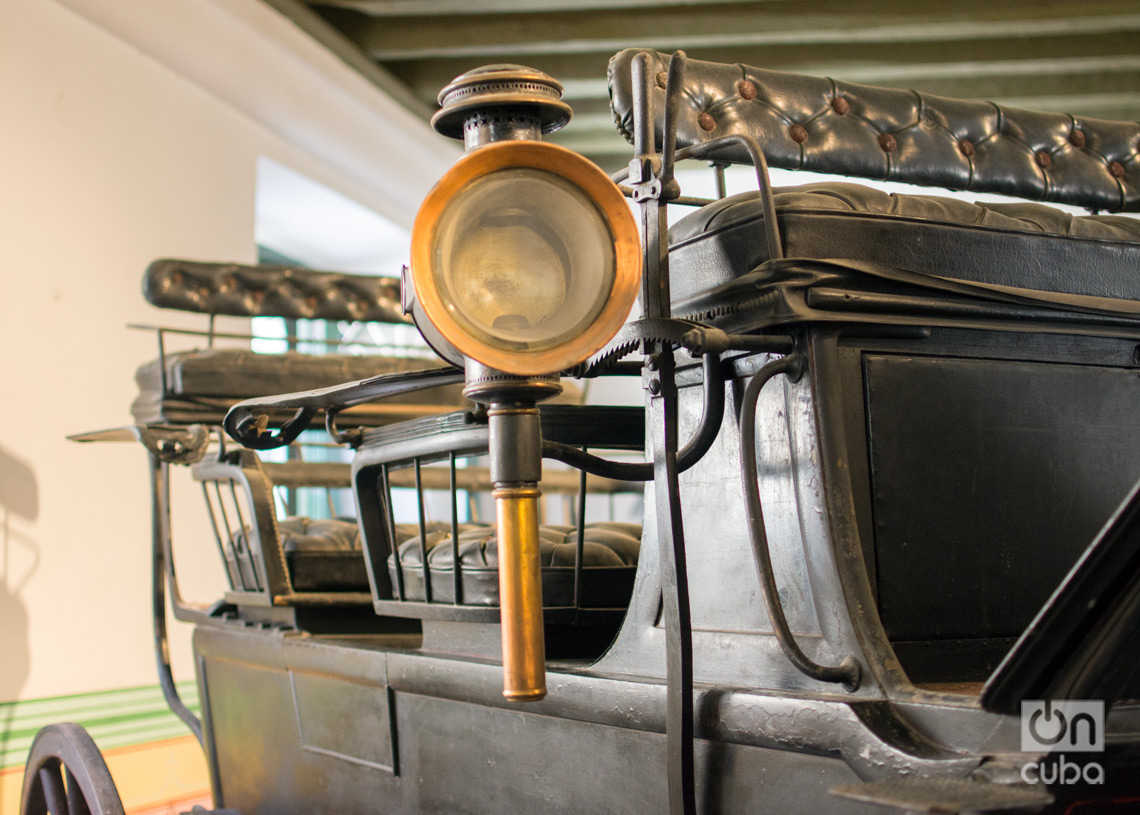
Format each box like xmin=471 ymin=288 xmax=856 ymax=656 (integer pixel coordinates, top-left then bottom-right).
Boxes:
xmin=20 ymin=723 xmax=125 ymax=815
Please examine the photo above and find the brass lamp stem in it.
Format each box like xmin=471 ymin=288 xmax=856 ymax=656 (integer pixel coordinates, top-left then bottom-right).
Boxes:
xmin=493 ymin=483 xmax=546 ymax=701
xmin=467 ymin=374 xmax=560 ymax=702
xmin=485 ymin=402 xmax=548 ymax=701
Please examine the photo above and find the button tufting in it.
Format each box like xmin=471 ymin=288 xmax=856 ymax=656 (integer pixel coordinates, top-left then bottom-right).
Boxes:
xmin=1110 ymin=162 xmax=1126 ymax=179
xmin=655 ymin=71 xmax=668 ymax=90
xmin=698 ymin=112 xmax=716 ymax=132
xmin=608 ymin=50 xmax=1140 ymax=212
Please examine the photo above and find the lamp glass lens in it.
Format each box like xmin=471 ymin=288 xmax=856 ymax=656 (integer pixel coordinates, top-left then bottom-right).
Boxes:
xmin=431 ymin=168 xmax=614 ymax=353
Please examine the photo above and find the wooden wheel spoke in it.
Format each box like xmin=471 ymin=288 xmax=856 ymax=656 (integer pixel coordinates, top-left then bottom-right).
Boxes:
xmin=38 ymin=764 xmax=70 ymax=815
xmin=65 ymin=767 xmax=92 ymax=815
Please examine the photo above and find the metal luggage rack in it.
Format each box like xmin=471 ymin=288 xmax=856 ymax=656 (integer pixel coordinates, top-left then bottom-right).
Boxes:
xmin=351 ymin=405 xmax=647 ymax=625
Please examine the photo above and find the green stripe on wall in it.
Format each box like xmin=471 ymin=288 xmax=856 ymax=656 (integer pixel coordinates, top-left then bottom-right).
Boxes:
xmin=0 ymin=682 xmax=201 ymax=770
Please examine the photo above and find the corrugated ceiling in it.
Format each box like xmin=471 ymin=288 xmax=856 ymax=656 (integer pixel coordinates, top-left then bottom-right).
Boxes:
xmin=262 ymin=0 xmax=1140 ymax=171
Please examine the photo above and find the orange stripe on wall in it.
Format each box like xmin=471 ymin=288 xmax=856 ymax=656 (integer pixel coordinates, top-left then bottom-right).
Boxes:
xmin=123 ymin=789 xmax=212 ymax=815
xmin=0 ymin=734 xmax=209 ymax=815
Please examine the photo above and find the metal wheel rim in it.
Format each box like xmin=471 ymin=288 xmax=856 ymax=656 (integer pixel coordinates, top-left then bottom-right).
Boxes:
xmin=20 ymin=723 xmax=125 ymax=815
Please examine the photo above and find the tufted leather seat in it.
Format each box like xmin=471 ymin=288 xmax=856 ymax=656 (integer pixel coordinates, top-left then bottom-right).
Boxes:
xmin=228 ymin=516 xmax=366 ymax=592
xmin=132 ymin=349 xmax=466 ymax=425
xmin=388 ymin=522 xmax=642 ymax=608
xmin=609 ymin=49 xmax=1140 ymax=213
xmin=135 ymin=259 xmax=470 ymax=425
xmin=668 ymin=183 xmax=1140 ymax=321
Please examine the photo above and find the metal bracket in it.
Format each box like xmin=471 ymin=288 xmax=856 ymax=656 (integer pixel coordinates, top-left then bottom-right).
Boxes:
xmin=631 ymin=178 xmax=663 ymax=202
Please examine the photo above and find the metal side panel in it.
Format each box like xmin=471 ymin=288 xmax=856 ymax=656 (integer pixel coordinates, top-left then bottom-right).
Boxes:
xmin=193 ymin=625 xmax=403 ymax=815
xmin=192 ymin=623 xmax=900 ymax=814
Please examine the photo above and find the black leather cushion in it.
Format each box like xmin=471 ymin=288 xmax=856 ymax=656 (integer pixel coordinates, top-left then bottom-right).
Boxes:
xmin=231 ymin=517 xmax=367 ymax=592
xmin=278 ymin=516 xmax=360 ymax=552
xmin=668 ymin=182 xmax=1140 ymax=310
xmin=388 ymin=522 xmax=642 ymax=608
xmin=609 ymin=49 xmax=1140 ymax=212
xmin=131 ymin=349 xmax=469 ymax=424
xmin=281 ymin=517 xmax=366 ymax=592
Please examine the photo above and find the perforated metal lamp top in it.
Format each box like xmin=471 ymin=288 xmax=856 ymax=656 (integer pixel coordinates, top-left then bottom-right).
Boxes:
xmin=431 ymin=64 xmax=573 ymax=140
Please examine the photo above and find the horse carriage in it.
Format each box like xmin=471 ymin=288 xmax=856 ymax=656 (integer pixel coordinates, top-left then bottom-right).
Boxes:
xmin=19 ymin=47 xmax=1140 ymax=815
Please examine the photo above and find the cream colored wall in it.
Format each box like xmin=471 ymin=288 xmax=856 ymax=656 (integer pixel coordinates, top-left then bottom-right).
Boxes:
xmin=0 ymin=0 xmax=454 ymax=702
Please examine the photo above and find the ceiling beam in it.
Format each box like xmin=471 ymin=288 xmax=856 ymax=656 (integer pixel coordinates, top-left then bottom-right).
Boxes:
xmin=383 ymin=31 xmax=1140 ymax=105
xmin=322 ymin=1 xmax=1140 ymax=62
xmin=312 ymin=0 xmax=767 ymax=15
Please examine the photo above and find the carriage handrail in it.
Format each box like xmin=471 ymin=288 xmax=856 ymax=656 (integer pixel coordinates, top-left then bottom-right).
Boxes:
xmin=224 ymin=365 xmax=465 ymax=450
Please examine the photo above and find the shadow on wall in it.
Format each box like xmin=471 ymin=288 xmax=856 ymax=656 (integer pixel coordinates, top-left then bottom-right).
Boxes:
xmin=1 ymin=444 xmax=39 ymax=784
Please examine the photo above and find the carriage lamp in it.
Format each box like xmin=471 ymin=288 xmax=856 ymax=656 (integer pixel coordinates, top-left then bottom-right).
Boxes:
xmin=410 ymin=65 xmax=640 ymax=701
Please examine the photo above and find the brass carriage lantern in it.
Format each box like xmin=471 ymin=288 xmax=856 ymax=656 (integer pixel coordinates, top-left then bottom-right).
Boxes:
xmin=408 ymin=65 xmax=640 ymax=701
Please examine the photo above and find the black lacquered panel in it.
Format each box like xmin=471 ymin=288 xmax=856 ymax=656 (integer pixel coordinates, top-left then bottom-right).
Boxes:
xmin=865 ymin=354 xmax=1140 ymax=645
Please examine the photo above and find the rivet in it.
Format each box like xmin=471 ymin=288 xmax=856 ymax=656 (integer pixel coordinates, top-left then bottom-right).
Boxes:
xmin=879 ymin=133 xmax=897 ymax=153
xmin=222 ymin=275 xmax=237 ymax=289
xmin=737 ymin=80 xmax=757 ymax=100
xmin=958 ymin=138 xmax=975 ymax=158
xmin=789 ymin=124 xmax=808 ymax=144
xmin=831 ymin=96 xmax=850 ymax=115
xmin=1035 ymin=150 xmax=1052 ymax=169
xmin=198 ymin=286 xmax=211 ymax=299
xmin=1069 ymin=130 xmax=1086 ymax=148
xmin=1110 ymin=161 xmax=1126 ymax=179
xmin=306 ymin=296 xmax=318 ymax=309
xmin=698 ymin=112 xmax=716 ymax=132
xmin=170 ymin=271 xmax=183 ymax=285
xmin=655 ymin=71 xmax=668 ymax=89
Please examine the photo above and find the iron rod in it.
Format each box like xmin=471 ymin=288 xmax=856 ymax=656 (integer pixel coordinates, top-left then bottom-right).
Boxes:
xmin=383 ymin=464 xmax=405 ymax=602
xmin=201 ymin=482 xmax=239 ymax=589
xmin=149 ymin=456 xmax=203 ymax=743
xmin=574 ymin=453 xmax=588 ymax=609
xmin=211 ymin=481 xmax=242 ymax=591
xmin=415 ymin=457 xmax=432 ymax=603
xmin=451 ymin=452 xmax=462 ymax=604
xmin=739 ymin=352 xmax=861 ymax=688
